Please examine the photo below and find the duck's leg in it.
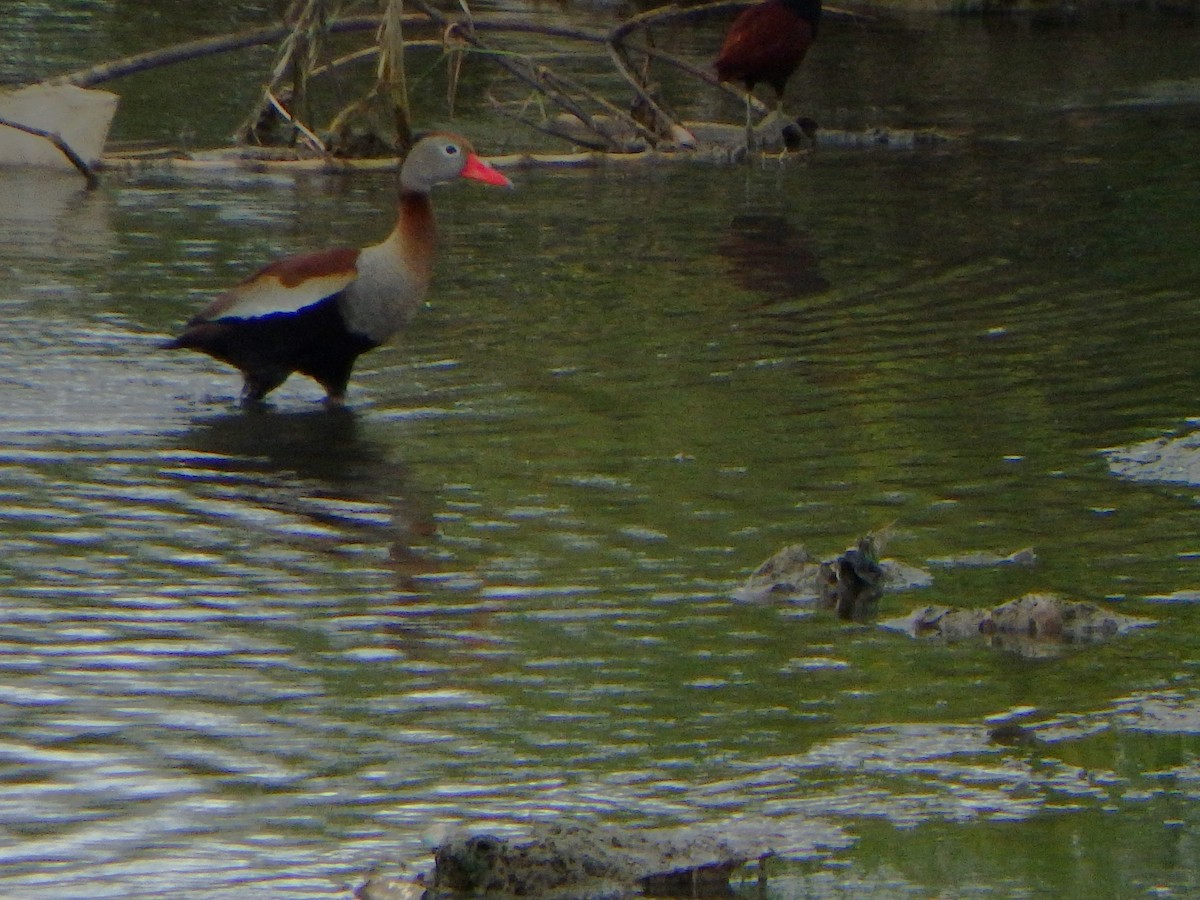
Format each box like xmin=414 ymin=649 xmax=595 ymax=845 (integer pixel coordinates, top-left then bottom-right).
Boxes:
xmin=240 ymin=369 xmax=289 ymax=405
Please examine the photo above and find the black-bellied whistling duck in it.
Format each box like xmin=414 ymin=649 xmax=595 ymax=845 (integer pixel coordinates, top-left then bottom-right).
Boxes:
xmin=714 ymin=0 xmax=821 ymax=150
xmin=166 ymin=132 xmax=512 ymax=406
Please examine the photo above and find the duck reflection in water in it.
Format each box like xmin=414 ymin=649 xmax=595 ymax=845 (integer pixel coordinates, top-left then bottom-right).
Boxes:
xmin=719 ymin=213 xmax=829 ymax=301
xmin=819 ymin=536 xmax=884 ymax=621
xmin=174 ymin=407 xmax=438 ymax=585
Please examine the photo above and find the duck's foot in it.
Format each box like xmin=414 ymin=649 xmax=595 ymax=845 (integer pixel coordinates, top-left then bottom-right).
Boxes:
xmin=782 ymin=116 xmax=819 ymax=150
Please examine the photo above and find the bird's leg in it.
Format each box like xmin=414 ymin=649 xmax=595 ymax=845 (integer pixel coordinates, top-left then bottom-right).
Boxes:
xmin=240 ymin=369 xmax=288 ymax=405
xmin=764 ymin=96 xmax=816 ymax=164
xmin=312 ymin=361 xmax=355 ymax=409
xmin=756 ymin=93 xmax=790 ymax=148
xmin=743 ymin=91 xmax=755 ymax=156
xmin=764 ymin=97 xmax=790 ymax=164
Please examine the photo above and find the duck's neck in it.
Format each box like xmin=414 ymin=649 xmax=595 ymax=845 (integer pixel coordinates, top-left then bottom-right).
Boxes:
xmin=387 ymin=189 xmax=435 ymax=282
xmin=340 ymin=190 xmax=437 ymax=343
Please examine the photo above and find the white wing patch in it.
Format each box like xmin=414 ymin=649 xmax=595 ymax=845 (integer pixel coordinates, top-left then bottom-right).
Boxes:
xmin=209 ymin=269 xmax=357 ymax=320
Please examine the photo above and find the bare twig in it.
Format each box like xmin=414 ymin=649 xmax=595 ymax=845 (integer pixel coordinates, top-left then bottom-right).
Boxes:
xmin=0 ymin=115 xmax=99 ymax=187
xmin=542 ymin=65 xmax=661 ymax=146
xmin=605 ymin=41 xmax=680 ymax=137
xmin=408 ymin=0 xmax=628 ymax=150
xmin=487 ymin=96 xmax=612 ymax=152
xmin=265 ymin=91 xmax=327 ymax=152
xmin=641 ymin=42 xmax=767 ymax=114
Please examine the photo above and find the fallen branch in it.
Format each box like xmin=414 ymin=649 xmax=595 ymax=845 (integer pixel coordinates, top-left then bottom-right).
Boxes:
xmin=409 ymin=0 xmax=628 ymax=151
xmin=605 ymin=42 xmax=679 ymax=137
xmin=51 ymin=13 xmax=623 ymax=93
xmin=51 ymin=15 xmax=388 ymax=89
xmin=0 ymin=115 xmax=98 ymax=187
xmin=43 ymin=7 xmax=754 ymax=142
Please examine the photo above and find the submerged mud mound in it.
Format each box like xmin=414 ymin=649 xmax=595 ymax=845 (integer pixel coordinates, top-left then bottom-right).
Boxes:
xmin=430 ymin=823 xmax=745 ymax=898
xmin=360 ymin=818 xmax=850 ymax=899
xmin=926 ymin=547 xmax=1037 ymax=568
xmin=1104 ymin=430 xmax=1200 ymax=486
xmin=881 ymin=592 xmax=1154 ymax=656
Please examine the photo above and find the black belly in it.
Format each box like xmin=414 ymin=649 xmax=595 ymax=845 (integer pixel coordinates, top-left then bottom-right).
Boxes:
xmin=169 ymin=295 xmax=379 ymax=398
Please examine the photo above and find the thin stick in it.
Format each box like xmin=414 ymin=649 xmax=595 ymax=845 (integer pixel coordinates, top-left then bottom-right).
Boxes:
xmin=0 ymin=115 xmax=98 ymax=187
xmin=641 ymin=42 xmax=767 ymax=113
xmin=265 ymin=91 xmax=327 ymax=152
xmin=487 ymin=96 xmax=612 ymax=151
xmin=540 ymin=64 xmax=659 ymax=147
xmin=605 ymin=41 xmax=680 ymax=137
xmin=379 ymin=0 xmax=413 ymax=148
xmin=409 ymin=0 xmax=625 ymax=150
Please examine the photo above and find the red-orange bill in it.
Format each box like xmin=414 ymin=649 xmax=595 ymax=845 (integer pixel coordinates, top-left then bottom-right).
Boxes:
xmin=461 ymin=153 xmax=513 ymax=188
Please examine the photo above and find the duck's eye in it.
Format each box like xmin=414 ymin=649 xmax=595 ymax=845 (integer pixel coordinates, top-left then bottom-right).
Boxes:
xmin=445 ymin=144 xmax=460 ymax=156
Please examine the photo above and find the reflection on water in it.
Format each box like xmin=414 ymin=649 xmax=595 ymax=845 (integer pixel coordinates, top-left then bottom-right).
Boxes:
xmin=3 ymin=7 xmax=1200 ymax=899
xmin=718 ymin=214 xmax=828 ymax=300
xmin=0 ymin=170 xmax=112 ymax=261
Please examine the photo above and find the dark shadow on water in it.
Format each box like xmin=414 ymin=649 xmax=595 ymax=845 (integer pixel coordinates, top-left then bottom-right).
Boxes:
xmin=181 ymin=405 xmax=378 ymax=483
xmin=176 ymin=409 xmax=503 ymax=653
xmin=174 ymin=406 xmax=440 ymax=582
xmin=719 ymin=213 xmax=829 ymax=301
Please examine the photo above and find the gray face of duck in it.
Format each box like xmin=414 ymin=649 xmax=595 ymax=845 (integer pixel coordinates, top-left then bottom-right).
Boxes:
xmin=400 ymin=133 xmax=513 ymax=193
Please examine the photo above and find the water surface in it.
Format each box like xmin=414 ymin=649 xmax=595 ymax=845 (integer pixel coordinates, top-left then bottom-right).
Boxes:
xmin=2 ymin=5 xmax=1200 ymax=898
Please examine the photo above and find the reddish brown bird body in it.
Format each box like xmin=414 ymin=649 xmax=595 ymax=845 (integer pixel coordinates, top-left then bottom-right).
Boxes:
xmin=715 ymin=0 xmax=821 ymax=144
xmin=166 ymin=133 xmax=511 ymax=406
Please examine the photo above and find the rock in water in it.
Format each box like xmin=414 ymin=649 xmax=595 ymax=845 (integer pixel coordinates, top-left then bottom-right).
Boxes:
xmin=732 ymin=531 xmax=931 ymax=610
xmin=880 ymin=592 xmax=1154 ymax=657
xmin=732 ymin=543 xmax=821 ymax=604
xmin=430 ymin=823 xmax=746 ymax=898
xmin=361 ymin=816 xmax=852 ymax=899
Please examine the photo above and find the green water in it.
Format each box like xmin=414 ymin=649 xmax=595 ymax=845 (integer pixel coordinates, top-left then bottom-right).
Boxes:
xmin=2 ymin=3 xmax=1200 ymax=898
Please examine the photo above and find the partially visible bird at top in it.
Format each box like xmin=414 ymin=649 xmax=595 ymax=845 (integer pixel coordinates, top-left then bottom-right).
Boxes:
xmin=714 ymin=0 xmax=822 ymax=151
xmin=165 ymin=132 xmax=512 ymax=407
